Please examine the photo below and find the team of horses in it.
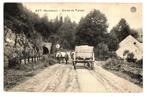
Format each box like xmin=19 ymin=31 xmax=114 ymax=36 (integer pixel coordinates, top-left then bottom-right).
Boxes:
xmin=55 ymin=51 xmax=74 ymax=64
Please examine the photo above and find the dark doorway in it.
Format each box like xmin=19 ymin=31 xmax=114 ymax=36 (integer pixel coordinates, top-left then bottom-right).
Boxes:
xmin=43 ymin=46 xmax=49 ymax=54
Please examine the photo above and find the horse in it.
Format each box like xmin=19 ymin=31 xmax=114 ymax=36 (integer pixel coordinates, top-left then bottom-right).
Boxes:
xmin=56 ymin=51 xmax=69 ymax=64
xmin=70 ymin=51 xmax=75 ymax=60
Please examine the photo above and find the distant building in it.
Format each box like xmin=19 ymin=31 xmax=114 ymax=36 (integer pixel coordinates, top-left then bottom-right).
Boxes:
xmin=116 ymin=35 xmax=143 ymax=60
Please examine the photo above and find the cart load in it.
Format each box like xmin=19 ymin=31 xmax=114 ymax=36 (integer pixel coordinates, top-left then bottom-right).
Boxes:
xmin=73 ymin=45 xmax=95 ymax=70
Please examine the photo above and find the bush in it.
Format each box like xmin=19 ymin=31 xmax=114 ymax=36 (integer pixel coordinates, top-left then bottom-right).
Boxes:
xmin=48 ymin=56 xmax=57 ymax=65
xmin=136 ymin=59 xmax=143 ymax=68
xmin=103 ymin=58 xmax=122 ymax=71
xmin=126 ymin=52 xmax=136 ymax=62
xmin=103 ymin=58 xmax=143 ymax=87
xmin=95 ymin=42 xmax=109 ymax=60
xmin=8 ymin=57 xmax=20 ymax=68
xmin=8 ymin=51 xmax=21 ymax=69
xmin=42 ymin=54 xmax=57 ymax=67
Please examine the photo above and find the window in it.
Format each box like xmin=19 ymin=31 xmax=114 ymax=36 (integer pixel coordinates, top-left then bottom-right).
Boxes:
xmin=133 ymin=42 xmax=136 ymax=45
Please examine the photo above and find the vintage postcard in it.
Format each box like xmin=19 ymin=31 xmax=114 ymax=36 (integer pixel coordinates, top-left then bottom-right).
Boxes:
xmin=4 ymin=2 xmax=143 ymax=92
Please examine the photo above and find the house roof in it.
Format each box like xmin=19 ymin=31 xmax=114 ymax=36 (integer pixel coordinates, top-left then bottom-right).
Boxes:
xmin=119 ymin=35 xmax=142 ymax=48
xmin=116 ymin=35 xmax=142 ymax=60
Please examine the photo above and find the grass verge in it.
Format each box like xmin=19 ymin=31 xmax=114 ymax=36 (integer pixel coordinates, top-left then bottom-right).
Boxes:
xmin=4 ymin=55 xmax=57 ymax=91
xmin=102 ymin=58 xmax=143 ymax=87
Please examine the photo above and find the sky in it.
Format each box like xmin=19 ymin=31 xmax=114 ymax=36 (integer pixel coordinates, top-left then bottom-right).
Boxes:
xmin=23 ymin=3 xmax=142 ymax=32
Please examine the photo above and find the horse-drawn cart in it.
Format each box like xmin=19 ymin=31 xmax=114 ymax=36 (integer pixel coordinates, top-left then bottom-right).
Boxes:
xmin=72 ymin=45 xmax=95 ymax=70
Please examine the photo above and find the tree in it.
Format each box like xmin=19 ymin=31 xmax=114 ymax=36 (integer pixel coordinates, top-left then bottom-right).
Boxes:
xmin=95 ymin=42 xmax=109 ymax=59
xmin=57 ymin=16 xmax=77 ymax=49
xmin=48 ymin=34 xmax=62 ymax=54
xmin=130 ymin=29 xmax=139 ymax=39
xmin=4 ymin=3 xmax=24 ymax=19
xmin=4 ymin=3 xmax=25 ymax=33
xmin=52 ymin=16 xmax=63 ymax=34
xmin=29 ymin=31 xmax=43 ymax=55
xmin=110 ymin=18 xmax=140 ymax=44
xmin=110 ymin=18 xmax=131 ymax=42
xmin=104 ymin=33 xmax=119 ymax=51
xmin=75 ymin=9 xmax=108 ymax=46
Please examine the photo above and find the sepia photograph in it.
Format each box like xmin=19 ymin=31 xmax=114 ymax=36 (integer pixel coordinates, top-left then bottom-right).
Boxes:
xmin=3 ymin=2 xmax=143 ymax=92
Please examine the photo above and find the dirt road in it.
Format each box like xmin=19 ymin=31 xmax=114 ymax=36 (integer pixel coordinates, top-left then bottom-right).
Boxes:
xmin=9 ymin=62 xmax=142 ymax=92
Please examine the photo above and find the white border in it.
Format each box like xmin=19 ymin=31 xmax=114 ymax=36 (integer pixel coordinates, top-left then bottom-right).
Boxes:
xmin=0 ymin=0 xmax=146 ymax=97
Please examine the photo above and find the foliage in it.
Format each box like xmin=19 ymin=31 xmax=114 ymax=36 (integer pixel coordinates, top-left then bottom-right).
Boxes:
xmin=110 ymin=18 xmax=130 ymax=42
xmin=103 ymin=58 xmax=143 ymax=87
xmin=126 ymin=52 xmax=136 ymax=63
xmin=4 ymin=3 xmax=141 ymax=62
xmin=123 ymin=50 xmax=137 ymax=63
xmin=136 ymin=59 xmax=143 ymax=68
xmin=130 ymin=29 xmax=139 ymax=39
xmin=95 ymin=42 xmax=109 ymax=60
xmin=110 ymin=18 xmax=140 ymax=43
xmin=57 ymin=16 xmax=77 ymax=49
xmin=42 ymin=55 xmax=57 ymax=67
xmin=4 ymin=3 xmax=77 ymax=57
xmin=104 ymin=33 xmax=119 ymax=51
xmin=4 ymin=3 xmax=24 ymax=19
xmin=75 ymin=9 xmax=108 ymax=47
xmin=103 ymin=58 xmax=122 ymax=71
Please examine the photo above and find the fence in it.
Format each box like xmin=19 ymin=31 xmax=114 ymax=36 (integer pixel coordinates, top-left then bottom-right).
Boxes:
xmin=7 ymin=51 xmax=43 ymax=68
xmin=19 ymin=55 xmax=42 ymax=64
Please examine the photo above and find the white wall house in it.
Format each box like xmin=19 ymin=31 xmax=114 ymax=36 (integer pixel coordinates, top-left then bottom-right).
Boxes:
xmin=116 ymin=35 xmax=143 ymax=60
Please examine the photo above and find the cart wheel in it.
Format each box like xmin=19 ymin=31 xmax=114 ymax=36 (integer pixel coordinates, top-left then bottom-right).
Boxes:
xmin=73 ymin=62 xmax=76 ymax=70
xmin=91 ymin=62 xmax=94 ymax=70
xmin=87 ymin=62 xmax=90 ymax=67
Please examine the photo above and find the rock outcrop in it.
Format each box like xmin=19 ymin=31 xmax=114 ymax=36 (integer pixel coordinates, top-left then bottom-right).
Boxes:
xmin=4 ymin=26 xmax=42 ymax=68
